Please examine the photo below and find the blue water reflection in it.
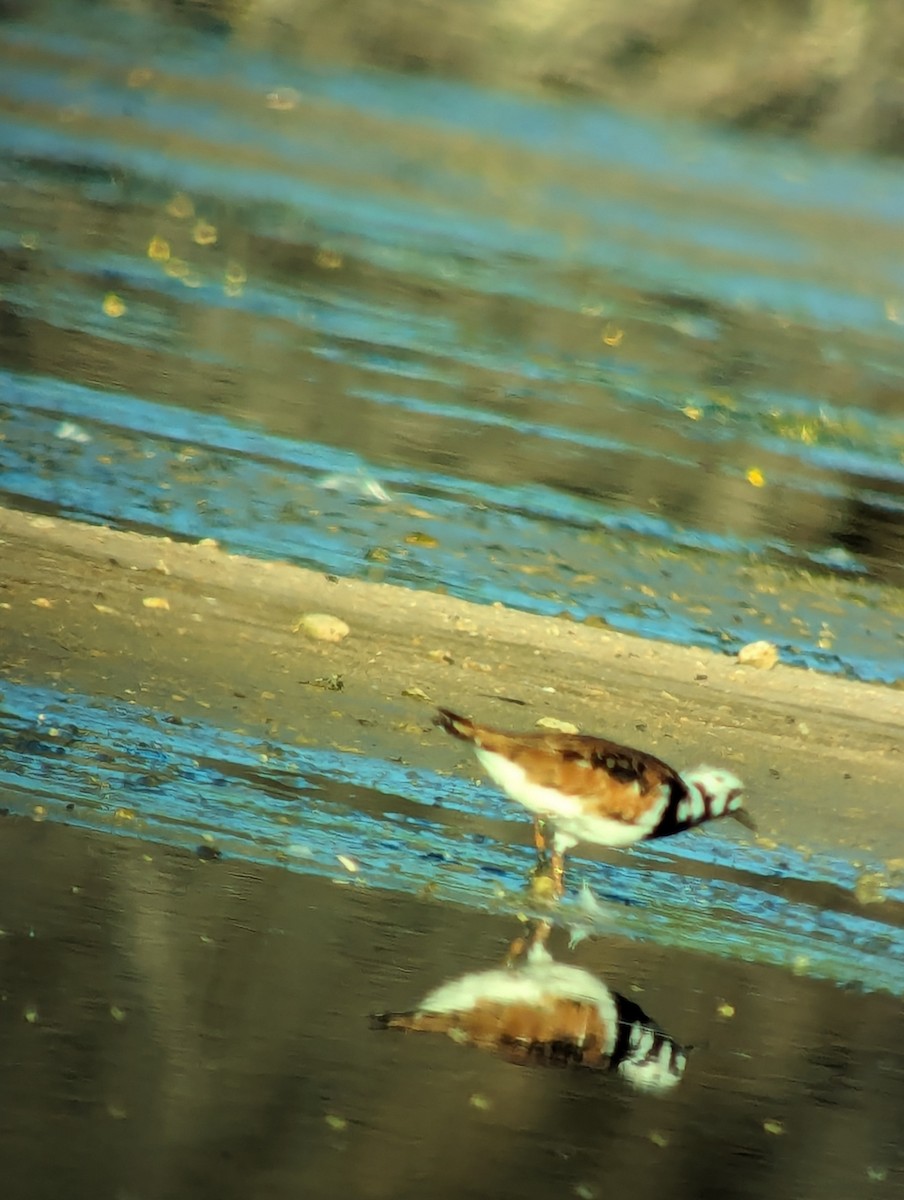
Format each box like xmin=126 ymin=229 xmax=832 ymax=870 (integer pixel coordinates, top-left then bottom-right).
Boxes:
xmin=1 ymin=1 xmax=903 ymax=684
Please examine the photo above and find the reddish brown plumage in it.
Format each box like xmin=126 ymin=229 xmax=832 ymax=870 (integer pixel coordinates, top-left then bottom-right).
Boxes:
xmin=371 ymin=935 xmax=689 ymax=1090
xmin=374 ymin=998 xmax=614 ymax=1068
xmin=434 ymin=706 xmax=681 ymax=822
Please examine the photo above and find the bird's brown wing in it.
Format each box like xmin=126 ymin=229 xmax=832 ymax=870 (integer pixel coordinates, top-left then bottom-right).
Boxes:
xmin=435 ymin=709 xmax=683 ymax=823
xmin=372 ymin=998 xmax=614 ymax=1069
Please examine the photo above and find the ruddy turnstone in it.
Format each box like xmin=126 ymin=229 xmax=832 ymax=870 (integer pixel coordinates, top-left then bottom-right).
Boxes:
xmin=371 ymin=940 xmax=686 ymax=1092
xmin=434 ymin=707 xmax=753 ymax=892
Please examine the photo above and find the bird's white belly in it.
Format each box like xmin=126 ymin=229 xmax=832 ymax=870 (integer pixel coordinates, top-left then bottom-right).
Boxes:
xmin=475 ymin=747 xmax=666 ymax=848
xmin=553 ymin=810 xmax=651 ymax=849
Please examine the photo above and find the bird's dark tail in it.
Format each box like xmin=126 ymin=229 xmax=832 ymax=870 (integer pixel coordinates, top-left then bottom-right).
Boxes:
xmin=433 ymin=707 xmax=478 ymax=741
xmin=369 ymin=1010 xmax=404 ymax=1031
xmin=370 ymin=1010 xmax=447 ymax=1034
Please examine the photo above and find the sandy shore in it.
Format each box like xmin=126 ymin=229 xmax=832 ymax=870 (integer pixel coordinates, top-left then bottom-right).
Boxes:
xmin=1 ymin=505 xmax=901 ymax=860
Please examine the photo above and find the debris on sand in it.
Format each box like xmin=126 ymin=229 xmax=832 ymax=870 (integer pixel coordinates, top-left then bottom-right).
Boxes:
xmin=737 ymin=640 xmax=778 ymax=670
xmin=294 ymin=612 xmax=350 ymax=642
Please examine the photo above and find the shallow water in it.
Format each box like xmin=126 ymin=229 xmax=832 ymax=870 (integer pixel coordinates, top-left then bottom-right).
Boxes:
xmin=1 ymin=1 xmax=904 ymax=683
xmin=1 ymin=814 xmax=902 ymax=1200
xmin=2 ymin=679 xmax=903 ymax=995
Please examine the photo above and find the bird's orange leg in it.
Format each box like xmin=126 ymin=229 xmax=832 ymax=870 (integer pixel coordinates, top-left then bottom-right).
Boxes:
xmin=533 ymin=818 xmax=549 ymax=856
xmin=505 ymin=917 xmax=552 ymax=964
xmin=550 ymin=848 xmax=567 ymax=897
xmin=527 ymin=817 xmax=565 ymax=901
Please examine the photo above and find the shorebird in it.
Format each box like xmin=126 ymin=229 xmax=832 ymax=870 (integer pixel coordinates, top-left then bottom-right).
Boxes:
xmin=434 ymin=707 xmax=753 ymax=893
xmin=372 ymin=936 xmax=687 ymax=1092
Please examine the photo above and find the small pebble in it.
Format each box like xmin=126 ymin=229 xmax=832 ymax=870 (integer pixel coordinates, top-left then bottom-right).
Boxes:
xmin=737 ymin=640 xmax=778 ymax=669
xmin=294 ymin=612 xmax=349 ymax=642
xmin=536 ymin=716 xmax=579 ymax=734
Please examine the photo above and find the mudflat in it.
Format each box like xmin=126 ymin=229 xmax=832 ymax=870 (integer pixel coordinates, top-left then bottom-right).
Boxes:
xmin=1 ymin=505 xmax=901 ymax=862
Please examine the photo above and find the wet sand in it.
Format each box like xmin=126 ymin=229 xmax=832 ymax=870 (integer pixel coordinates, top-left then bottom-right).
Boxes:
xmin=1 ymin=505 xmax=902 ymax=860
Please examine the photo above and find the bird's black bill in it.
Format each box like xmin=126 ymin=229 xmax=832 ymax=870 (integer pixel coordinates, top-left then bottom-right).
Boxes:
xmin=730 ymin=808 xmax=757 ymax=833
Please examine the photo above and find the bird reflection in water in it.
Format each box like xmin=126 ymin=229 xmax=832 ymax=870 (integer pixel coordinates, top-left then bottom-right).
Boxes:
xmin=372 ymin=920 xmax=687 ymax=1094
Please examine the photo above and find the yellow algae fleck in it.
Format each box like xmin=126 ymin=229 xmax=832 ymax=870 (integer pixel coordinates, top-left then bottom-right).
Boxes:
xmin=148 ymin=236 xmax=170 ymax=262
xmin=192 ymin=220 xmax=218 ymax=246
xmin=314 ymin=248 xmax=343 ymax=270
xmin=166 ymin=193 xmax=195 ymax=219
xmin=103 ymin=293 xmax=126 ymax=318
